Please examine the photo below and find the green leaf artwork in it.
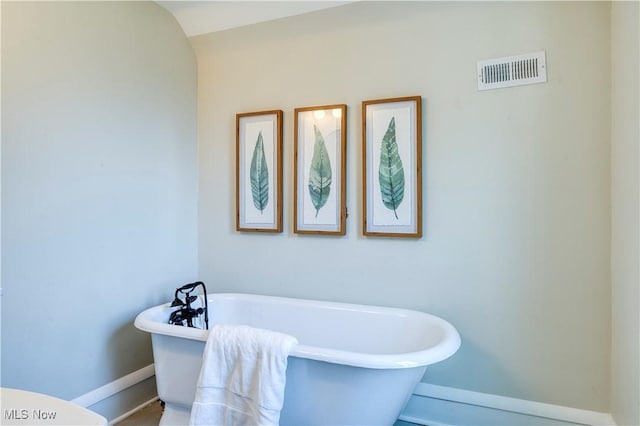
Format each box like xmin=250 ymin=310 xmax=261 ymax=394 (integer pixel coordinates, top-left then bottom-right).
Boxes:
xmin=378 ymin=117 xmax=405 ymax=219
xmin=250 ymin=131 xmax=269 ymax=214
xmin=308 ymin=125 xmax=332 ymax=217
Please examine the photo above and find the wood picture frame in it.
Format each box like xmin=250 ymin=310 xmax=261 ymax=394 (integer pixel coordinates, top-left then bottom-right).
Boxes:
xmin=362 ymin=96 xmax=422 ymax=238
xmin=294 ymin=104 xmax=347 ymax=235
xmin=236 ymin=110 xmax=283 ymax=232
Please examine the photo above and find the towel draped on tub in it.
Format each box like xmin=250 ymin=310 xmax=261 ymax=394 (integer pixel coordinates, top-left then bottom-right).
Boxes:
xmin=189 ymin=324 xmax=298 ymax=426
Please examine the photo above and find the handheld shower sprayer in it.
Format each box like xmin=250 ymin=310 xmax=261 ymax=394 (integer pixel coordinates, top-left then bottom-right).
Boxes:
xmin=168 ymin=281 xmax=209 ymax=330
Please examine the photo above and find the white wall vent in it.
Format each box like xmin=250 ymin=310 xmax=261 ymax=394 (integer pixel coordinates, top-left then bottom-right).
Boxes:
xmin=477 ymin=51 xmax=547 ymax=91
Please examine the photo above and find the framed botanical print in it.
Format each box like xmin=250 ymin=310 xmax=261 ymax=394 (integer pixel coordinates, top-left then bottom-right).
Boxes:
xmin=294 ymin=104 xmax=347 ymax=235
xmin=362 ymin=96 xmax=422 ymax=238
xmin=236 ymin=110 xmax=283 ymax=232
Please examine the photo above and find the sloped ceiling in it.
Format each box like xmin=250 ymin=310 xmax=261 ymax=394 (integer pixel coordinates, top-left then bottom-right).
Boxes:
xmin=157 ymin=1 xmax=352 ymax=37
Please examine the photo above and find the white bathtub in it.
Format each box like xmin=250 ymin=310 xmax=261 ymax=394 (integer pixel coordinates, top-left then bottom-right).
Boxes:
xmin=134 ymin=293 xmax=461 ymax=425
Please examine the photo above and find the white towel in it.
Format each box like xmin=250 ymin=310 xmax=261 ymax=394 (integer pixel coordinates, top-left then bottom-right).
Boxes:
xmin=189 ymin=324 xmax=298 ymax=426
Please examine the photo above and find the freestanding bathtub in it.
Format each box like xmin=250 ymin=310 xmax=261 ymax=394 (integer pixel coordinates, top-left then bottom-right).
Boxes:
xmin=134 ymin=293 xmax=461 ymax=426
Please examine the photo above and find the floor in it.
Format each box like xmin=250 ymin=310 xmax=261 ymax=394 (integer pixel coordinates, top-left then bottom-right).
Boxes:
xmin=114 ymin=400 xmax=419 ymax=426
xmin=114 ymin=400 xmax=163 ymax=426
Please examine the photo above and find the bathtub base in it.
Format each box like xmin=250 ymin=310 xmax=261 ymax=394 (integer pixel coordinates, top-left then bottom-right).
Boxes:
xmin=280 ymin=357 xmax=425 ymax=425
xmin=158 ymin=404 xmax=190 ymax=426
xmin=151 ymin=333 xmax=425 ymax=425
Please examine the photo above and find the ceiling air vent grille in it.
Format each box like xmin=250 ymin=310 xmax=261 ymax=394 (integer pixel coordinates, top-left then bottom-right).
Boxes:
xmin=477 ymin=51 xmax=547 ymax=91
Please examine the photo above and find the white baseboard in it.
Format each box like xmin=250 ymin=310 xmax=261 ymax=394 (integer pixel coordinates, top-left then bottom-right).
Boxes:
xmin=403 ymin=383 xmax=616 ymax=426
xmin=71 ymin=364 xmax=155 ymax=408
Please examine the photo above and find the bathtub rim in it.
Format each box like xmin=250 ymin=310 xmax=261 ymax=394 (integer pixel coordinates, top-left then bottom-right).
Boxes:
xmin=134 ymin=292 xmax=461 ymax=370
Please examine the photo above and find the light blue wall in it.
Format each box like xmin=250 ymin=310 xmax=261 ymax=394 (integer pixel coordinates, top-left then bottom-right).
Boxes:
xmin=1 ymin=1 xmax=197 ymax=402
xmin=193 ymin=1 xmax=612 ymax=412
